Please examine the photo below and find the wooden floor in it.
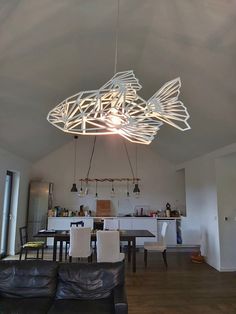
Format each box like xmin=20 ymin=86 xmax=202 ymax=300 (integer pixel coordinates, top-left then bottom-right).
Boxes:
xmin=4 ymin=250 xmax=236 ymax=314
xmin=125 ymin=252 xmax=236 ymax=314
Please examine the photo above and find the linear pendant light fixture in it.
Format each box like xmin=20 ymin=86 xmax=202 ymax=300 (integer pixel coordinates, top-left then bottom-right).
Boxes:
xmin=47 ymin=0 xmax=190 ymax=144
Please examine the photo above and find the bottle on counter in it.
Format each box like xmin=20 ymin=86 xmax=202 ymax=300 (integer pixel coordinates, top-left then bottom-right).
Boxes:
xmin=48 ymin=209 xmax=53 ymax=217
xmin=79 ymin=205 xmax=85 ymax=216
xmin=140 ymin=208 xmax=143 ymax=216
xmin=165 ymin=203 xmax=171 ymax=217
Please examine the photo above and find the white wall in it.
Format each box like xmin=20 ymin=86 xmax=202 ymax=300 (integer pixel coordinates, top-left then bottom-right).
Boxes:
xmin=179 ymin=142 xmax=236 ymax=271
xmin=216 ymin=154 xmax=236 ymax=271
xmin=0 ymin=147 xmax=31 ymax=254
xmin=183 ymin=157 xmax=220 ymax=270
xmin=31 ymin=135 xmax=185 ymax=216
xmin=176 ymin=169 xmax=186 ymax=216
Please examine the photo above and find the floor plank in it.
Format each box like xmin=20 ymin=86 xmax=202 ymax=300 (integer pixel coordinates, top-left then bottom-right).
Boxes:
xmin=125 ymin=252 xmax=236 ymax=314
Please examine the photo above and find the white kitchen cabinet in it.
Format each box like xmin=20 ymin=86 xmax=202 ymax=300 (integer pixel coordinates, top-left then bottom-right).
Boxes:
xmin=132 ymin=218 xmax=157 ymax=245
xmin=118 ymin=217 xmax=158 ymax=246
xmin=180 ymin=216 xmax=200 ymax=245
xmin=118 ymin=218 xmax=133 ymax=246
xmin=157 ymin=219 xmax=177 ymax=245
xmin=48 ymin=217 xmax=68 ymax=230
xmin=118 ymin=218 xmax=132 ymax=230
xmin=47 ymin=217 xmax=93 ymax=245
xmin=48 ymin=217 xmax=94 ymax=230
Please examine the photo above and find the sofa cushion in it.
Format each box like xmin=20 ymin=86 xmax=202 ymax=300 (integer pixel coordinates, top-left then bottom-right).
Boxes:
xmin=0 ymin=297 xmax=52 ymax=314
xmin=0 ymin=261 xmax=58 ymax=298
xmin=47 ymin=298 xmax=114 ymax=314
xmin=56 ymin=262 xmax=124 ymax=300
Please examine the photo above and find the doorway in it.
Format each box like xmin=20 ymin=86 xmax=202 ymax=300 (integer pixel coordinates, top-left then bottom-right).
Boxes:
xmin=0 ymin=171 xmax=13 ymax=258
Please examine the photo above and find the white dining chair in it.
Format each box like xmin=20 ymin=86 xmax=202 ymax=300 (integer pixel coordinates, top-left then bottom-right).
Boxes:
xmin=96 ymin=230 xmax=124 ymax=263
xmin=65 ymin=221 xmax=85 ymax=260
xmin=103 ymin=218 xmax=120 ymax=230
xmin=143 ymin=222 xmax=169 ymax=269
xmin=69 ymin=227 xmax=92 ymax=262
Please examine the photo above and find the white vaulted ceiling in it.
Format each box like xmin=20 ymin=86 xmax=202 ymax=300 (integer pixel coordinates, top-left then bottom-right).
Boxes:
xmin=0 ymin=0 xmax=236 ymax=163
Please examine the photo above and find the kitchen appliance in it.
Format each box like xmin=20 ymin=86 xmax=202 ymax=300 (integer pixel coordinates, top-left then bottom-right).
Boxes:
xmin=27 ymin=181 xmax=53 ymax=241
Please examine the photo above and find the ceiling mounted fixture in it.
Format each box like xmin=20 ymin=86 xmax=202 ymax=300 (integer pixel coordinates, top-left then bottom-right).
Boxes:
xmin=47 ymin=0 xmax=190 ymax=144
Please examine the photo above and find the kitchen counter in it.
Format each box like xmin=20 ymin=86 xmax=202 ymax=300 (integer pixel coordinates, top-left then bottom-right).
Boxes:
xmin=47 ymin=216 xmax=181 ymax=246
xmin=118 ymin=216 xmax=181 ymax=219
xmin=48 ymin=216 xmax=181 ymax=219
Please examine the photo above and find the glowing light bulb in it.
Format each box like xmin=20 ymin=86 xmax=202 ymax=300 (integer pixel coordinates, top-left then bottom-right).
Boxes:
xmin=110 ymin=115 xmax=122 ymax=125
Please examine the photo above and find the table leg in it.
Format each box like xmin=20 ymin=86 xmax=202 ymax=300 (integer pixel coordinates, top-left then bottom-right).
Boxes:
xmin=59 ymin=240 xmax=63 ymax=262
xmin=53 ymin=238 xmax=57 ymax=261
xmin=132 ymin=237 xmax=136 ymax=273
xmin=128 ymin=240 xmax=131 ymax=263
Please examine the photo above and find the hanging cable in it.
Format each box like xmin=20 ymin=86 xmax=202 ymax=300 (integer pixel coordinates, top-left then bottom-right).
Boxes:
xmin=86 ymin=136 xmax=97 ymax=179
xmin=95 ymin=179 xmax=98 ymax=198
xmin=123 ymin=140 xmax=135 ymax=179
xmin=114 ymin=0 xmax=120 ymax=74
xmin=127 ymin=179 xmax=130 ymax=197
xmin=73 ymin=136 xmax=78 ymax=181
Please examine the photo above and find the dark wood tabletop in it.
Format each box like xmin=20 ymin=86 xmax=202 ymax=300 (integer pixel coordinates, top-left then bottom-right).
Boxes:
xmin=36 ymin=229 xmax=155 ymax=238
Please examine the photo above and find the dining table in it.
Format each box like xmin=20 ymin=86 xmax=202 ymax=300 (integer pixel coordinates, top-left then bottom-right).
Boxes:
xmin=35 ymin=229 xmax=155 ymax=273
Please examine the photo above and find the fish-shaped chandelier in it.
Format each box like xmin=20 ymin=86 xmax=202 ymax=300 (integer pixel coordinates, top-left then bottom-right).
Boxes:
xmin=47 ymin=70 xmax=190 ymax=144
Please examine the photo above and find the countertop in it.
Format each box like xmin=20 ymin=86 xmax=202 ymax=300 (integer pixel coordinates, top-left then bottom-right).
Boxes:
xmin=48 ymin=216 xmax=181 ymax=219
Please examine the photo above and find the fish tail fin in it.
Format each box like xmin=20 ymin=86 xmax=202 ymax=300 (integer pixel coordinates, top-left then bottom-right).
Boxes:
xmin=147 ymin=77 xmax=191 ymax=131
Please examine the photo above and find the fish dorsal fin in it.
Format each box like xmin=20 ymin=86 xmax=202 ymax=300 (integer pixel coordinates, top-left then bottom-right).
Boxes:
xmin=98 ymin=70 xmax=142 ymax=105
xmin=111 ymin=70 xmax=142 ymax=91
xmin=147 ymin=77 xmax=191 ymax=131
xmin=100 ymin=70 xmax=142 ymax=93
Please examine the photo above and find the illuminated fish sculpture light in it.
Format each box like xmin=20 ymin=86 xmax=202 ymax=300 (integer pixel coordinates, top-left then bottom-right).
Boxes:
xmin=47 ymin=70 xmax=190 ymax=144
